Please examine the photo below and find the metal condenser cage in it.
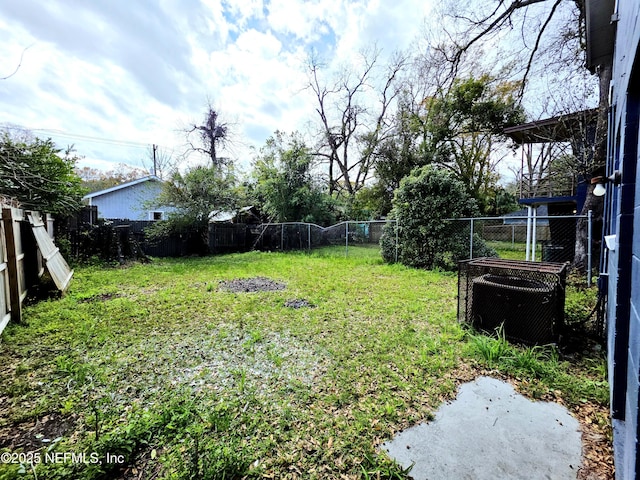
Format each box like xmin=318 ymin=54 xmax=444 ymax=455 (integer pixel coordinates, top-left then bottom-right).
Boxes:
xmin=458 ymin=258 xmax=568 ymax=345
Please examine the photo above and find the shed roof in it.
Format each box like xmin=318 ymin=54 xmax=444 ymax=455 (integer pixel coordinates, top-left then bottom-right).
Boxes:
xmin=504 ymin=204 xmax=548 ymax=218
xmin=209 ymin=206 xmax=258 ymax=223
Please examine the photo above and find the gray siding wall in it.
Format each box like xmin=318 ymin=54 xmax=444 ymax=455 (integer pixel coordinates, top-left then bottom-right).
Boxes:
xmin=91 ymin=180 xmax=165 ymax=220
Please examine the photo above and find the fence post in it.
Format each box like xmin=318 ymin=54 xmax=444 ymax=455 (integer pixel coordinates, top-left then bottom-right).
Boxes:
xmin=531 ymin=207 xmax=537 ymax=262
xmin=281 ymin=223 xmax=284 ymax=251
xmin=525 ymin=206 xmax=532 ymax=261
xmin=345 ymin=222 xmax=349 ymax=257
xmin=469 ymin=218 xmax=474 ymax=260
xmin=587 ymin=210 xmax=593 ymax=287
xmin=308 ymin=223 xmax=311 ymax=252
xmin=2 ymin=208 xmax=21 ymax=323
xmin=512 ymin=224 xmax=515 ymax=247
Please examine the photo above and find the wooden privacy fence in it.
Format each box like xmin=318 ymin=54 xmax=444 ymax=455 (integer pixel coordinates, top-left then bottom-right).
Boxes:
xmin=0 ymin=207 xmax=73 ymax=334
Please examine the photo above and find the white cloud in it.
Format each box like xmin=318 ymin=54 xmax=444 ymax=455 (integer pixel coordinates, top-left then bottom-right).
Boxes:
xmin=0 ymin=0 xmax=436 ymax=175
xmin=266 ymin=0 xmax=339 ymax=43
xmin=235 ymin=28 xmax=282 ymax=57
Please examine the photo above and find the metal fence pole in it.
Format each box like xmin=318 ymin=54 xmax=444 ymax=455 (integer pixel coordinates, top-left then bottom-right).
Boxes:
xmin=470 ymin=218 xmax=474 ymax=260
xmin=525 ymin=206 xmax=532 ymax=261
xmin=345 ymin=222 xmax=349 ymax=257
xmin=587 ymin=210 xmax=593 ymax=287
xmin=281 ymin=223 xmax=284 ymax=251
xmin=531 ymin=207 xmax=537 ymax=261
xmin=308 ymin=223 xmax=311 ymax=252
xmin=512 ymin=224 xmax=515 ymax=247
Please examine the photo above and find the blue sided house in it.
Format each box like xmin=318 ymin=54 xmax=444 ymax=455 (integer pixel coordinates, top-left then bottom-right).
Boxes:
xmin=591 ymin=0 xmax=640 ymax=477
xmin=82 ymin=175 xmax=169 ymax=221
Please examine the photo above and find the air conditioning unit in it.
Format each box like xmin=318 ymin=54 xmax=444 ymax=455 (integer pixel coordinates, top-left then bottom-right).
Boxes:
xmin=458 ymin=258 xmax=568 ymax=345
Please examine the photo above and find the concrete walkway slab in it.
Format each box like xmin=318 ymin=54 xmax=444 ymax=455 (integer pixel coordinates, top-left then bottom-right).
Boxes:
xmin=381 ymin=376 xmax=582 ymax=480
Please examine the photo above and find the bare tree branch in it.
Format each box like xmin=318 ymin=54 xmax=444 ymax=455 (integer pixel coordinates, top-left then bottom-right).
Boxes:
xmin=306 ymin=48 xmax=407 ymax=196
xmin=518 ymin=0 xmax=563 ymax=97
xmin=448 ymin=0 xmax=550 ymax=79
xmin=1 ymin=45 xmax=33 ymax=80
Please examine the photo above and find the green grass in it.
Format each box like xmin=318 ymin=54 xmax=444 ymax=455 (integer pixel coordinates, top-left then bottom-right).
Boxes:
xmin=312 ymin=243 xmax=383 ymax=259
xmin=487 ymin=240 xmax=543 ymax=261
xmin=0 ymin=246 xmax=608 ymax=479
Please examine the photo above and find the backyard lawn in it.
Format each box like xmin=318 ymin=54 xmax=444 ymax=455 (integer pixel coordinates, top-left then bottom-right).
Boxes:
xmin=0 ymin=247 xmax=611 ymax=479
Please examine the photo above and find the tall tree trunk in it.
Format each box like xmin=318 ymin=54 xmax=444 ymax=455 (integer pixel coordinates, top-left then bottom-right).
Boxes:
xmin=572 ymin=64 xmax=611 ymax=273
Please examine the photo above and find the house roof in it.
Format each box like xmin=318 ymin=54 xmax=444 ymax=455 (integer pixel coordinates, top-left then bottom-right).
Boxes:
xmin=82 ymin=175 xmax=161 ymax=200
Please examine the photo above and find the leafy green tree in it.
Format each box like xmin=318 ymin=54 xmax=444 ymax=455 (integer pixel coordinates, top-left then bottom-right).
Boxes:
xmin=344 ymin=184 xmax=390 ymax=220
xmin=251 ymin=132 xmax=337 ymax=225
xmin=487 ymin=186 xmax=520 ymax=216
xmin=368 ymin=101 xmax=424 ymax=217
xmin=438 ymin=0 xmax=608 ymax=272
xmin=146 ymin=164 xmax=240 ymax=250
xmin=415 ymin=76 xmax=525 ymax=213
xmin=0 ymin=131 xmax=85 ymax=214
xmin=380 ymin=165 xmax=495 ymax=270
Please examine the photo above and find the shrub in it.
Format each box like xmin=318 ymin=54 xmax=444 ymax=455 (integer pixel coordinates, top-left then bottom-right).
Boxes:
xmin=380 ymin=166 xmax=496 ymax=270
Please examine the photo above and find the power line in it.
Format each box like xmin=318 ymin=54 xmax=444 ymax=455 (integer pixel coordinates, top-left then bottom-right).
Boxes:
xmin=2 ymin=124 xmax=174 ymax=151
xmin=32 ymin=128 xmax=152 ymax=149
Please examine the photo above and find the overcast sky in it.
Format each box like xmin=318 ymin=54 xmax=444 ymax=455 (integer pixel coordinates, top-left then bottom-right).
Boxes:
xmin=0 ymin=0 xmax=436 ymax=175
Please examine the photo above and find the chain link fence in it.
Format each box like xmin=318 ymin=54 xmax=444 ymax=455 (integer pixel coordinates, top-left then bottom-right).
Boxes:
xmin=242 ymin=214 xmax=590 ymax=271
xmin=251 ymin=220 xmax=397 ymax=259
xmin=448 ymin=213 xmax=594 ymax=284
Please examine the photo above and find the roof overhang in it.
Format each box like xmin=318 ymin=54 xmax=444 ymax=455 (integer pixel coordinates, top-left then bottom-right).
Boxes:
xmin=503 ymin=109 xmax=598 ymax=144
xmin=518 ymin=196 xmax=577 ymax=207
xmin=585 ymin=0 xmax=616 ymax=73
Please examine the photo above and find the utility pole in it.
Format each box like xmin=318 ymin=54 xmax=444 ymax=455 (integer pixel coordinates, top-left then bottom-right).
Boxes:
xmin=152 ymin=144 xmax=157 ymax=177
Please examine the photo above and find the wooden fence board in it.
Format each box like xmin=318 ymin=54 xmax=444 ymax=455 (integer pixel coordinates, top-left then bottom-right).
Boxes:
xmin=0 ymin=207 xmax=73 ymax=333
xmin=27 ymin=212 xmax=73 ymax=292
xmin=2 ymin=207 xmax=23 ymax=323
xmin=0 ymin=217 xmax=11 ymax=334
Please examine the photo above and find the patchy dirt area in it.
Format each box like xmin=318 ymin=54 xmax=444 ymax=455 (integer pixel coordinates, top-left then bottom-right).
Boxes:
xmin=218 ymin=277 xmax=286 ymax=293
xmin=284 ymin=298 xmax=315 ymax=309
xmin=78 ymin=292 xmax=122 ymax=303
xmin=174 ymin=328 xmax=324 ymax=395
xmin=0 ymin=412 xmax=79 ymax=452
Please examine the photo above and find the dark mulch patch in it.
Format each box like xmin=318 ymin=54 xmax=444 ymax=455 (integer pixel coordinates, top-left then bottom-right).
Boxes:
xmin=218 ymin=277 xmax=286 ymax=293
